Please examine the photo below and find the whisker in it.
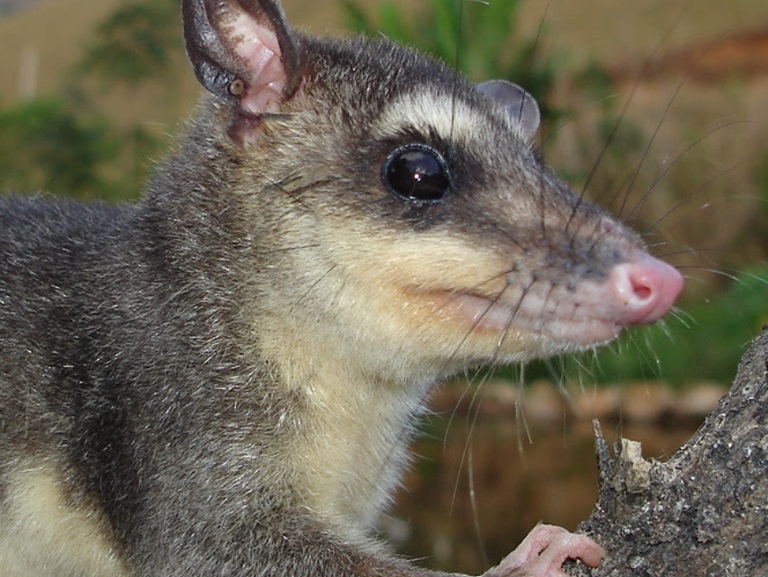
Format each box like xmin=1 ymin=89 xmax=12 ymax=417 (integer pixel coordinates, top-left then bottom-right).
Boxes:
xmin=438 ymin=274 xmax=518 ymax=372
xmin=642 ymin=158 xmax=753 ymax=235
xmin=517 ymin=2 xmax=550 ymax=126
xmin=626 ymin=120 xmax=750 ymax=226
xmin=570 ymin=12 xmax=698 ymax=241
xmin=449 ymin=370 xmax=491 ymax=514
xmin=467 ymin=443 xmax=491 ymax=568
xmin=266 ymin=174 xmax=338 ymax=211
xmin=514 ymin=367 xmax=533 ymax=453
xmin=617 ymin=80 xmax=686 ymax=221
xmin=269 ymin=243 xmax=323 ymax=253
xmin=297 ymin=263 xmax=339 ymax=305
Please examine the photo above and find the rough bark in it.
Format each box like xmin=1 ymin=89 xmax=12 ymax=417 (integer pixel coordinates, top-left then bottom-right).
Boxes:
xmin=568 ymin=327 xmax=768 ymax=577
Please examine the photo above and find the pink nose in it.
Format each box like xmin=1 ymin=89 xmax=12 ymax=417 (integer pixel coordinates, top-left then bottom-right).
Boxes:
xmin=609 ymin=254 xmax=684 ymax=325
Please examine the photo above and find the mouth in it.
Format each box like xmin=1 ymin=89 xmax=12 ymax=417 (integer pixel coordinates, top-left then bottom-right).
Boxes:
xmin=437 ymin=291 xmax=624 ymax=348
xmin=416 ymin=252 xmax=683 ymax=354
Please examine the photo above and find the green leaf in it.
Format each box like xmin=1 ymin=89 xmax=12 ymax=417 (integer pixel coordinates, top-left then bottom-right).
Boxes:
xmin=79 ymin=0 xmax=181 ymax=87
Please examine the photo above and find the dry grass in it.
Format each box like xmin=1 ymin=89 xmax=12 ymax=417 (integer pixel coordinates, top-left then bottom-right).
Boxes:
xmin=518 ymin=0 xmax=768 ymax=64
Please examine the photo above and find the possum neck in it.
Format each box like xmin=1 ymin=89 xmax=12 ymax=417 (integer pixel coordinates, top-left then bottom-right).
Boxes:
xmin=255 ymin=315 xmax=432 ymax=532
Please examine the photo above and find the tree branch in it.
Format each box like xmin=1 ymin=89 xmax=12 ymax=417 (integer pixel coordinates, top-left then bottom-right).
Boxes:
xmin=569 ymin=327 xmax=768 ymax=576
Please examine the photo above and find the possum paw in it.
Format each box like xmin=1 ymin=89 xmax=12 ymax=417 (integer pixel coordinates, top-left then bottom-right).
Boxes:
xmin=485 ymin=524 xmax=605 ymax=577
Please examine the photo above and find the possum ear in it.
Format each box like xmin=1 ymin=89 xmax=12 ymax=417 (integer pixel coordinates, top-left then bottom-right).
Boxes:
xmin=476 ymin=80 xmax=541 ymax=141
xmin=182 ymin=0 xmax=301 ymax=116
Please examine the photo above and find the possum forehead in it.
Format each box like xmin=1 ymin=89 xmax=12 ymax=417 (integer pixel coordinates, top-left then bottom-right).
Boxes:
xmin=372 ymin=88 xmax=528 ymax=149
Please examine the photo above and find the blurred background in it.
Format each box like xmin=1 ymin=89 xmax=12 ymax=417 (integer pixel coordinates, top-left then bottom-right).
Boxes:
xmin=1 ymin=0 xmax=767 ymax=572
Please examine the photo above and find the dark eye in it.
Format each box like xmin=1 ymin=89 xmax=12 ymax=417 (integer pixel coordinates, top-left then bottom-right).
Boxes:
xmin=381 ymin=144 xmax=452 ymax=204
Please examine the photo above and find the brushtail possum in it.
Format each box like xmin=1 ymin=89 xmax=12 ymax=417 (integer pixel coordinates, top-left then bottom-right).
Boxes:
xmin=0 ymin=0 xmax=684 ymax=575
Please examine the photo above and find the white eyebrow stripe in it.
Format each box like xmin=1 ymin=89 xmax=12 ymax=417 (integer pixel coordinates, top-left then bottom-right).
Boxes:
xmin=373 ymin=89 xmax=526 ymax=144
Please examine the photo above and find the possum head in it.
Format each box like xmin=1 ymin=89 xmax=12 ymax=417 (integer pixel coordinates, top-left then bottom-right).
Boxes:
xmin=179 ymin=0 xmax=683 ymax=385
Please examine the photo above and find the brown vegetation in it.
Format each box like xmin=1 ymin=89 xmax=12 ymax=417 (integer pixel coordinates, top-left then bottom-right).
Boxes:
xmin=607 ymin=28 xmax=768 ymax=85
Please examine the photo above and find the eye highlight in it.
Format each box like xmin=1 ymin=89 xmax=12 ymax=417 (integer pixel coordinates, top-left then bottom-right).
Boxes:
xmin=381 ymin=144 xmax=452 ymax=204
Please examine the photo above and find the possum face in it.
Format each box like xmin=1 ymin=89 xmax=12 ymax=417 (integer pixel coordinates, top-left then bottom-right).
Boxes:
xmin=264 ymin=72 xmax=681 ymax=377
xmin=182 ymin=0 xmax=683 ymax=383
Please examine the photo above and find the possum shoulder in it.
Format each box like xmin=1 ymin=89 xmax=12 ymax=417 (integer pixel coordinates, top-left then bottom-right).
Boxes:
xmin=0 ymin=196 xmax=132 ymax=239
xmin=0 ymin=196 xmax=143 ymax=346
xmin=0 ymin=196 xmax=135 ymax=266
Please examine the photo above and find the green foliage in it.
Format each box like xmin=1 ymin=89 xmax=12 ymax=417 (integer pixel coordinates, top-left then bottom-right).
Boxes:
xmin=79 ymin=0 xmax=181 ymax=87
xmin=0 ymin=0 xmax=181 ymax=203
xmin=565 ymin=64 xmax=650 ymax=205
xmin=0 ymin=94 xmax=163 ymax=201
xmin=0 ymin=98 xmax=117 ymax=199
xmin=341 ymin=0 xmax=560 ymax=128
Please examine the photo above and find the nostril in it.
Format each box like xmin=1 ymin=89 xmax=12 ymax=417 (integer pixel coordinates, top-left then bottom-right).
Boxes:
xmin=631 ymin=281 xmax=652 ymax=302
xmin=612 ymin=254 xmax=684 ymax=325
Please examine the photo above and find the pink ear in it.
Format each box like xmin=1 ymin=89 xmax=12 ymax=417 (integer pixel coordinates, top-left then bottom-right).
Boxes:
xmin=219 ymin=11 xmax=290 ymax=115
xmin=183 ymin=0 xmax=301 ymax=116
